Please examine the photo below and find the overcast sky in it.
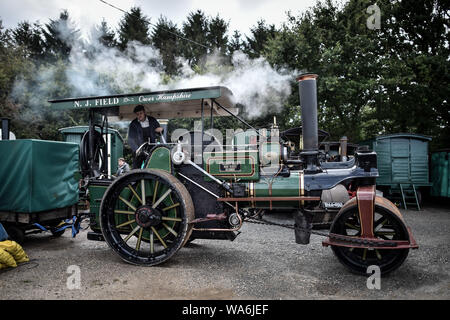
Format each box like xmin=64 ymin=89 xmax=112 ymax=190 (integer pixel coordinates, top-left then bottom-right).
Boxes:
xmin=0 ymin=0 xmax=318 ymax=40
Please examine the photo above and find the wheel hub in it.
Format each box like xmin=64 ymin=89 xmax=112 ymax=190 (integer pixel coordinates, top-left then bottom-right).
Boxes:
xmin=135 ymin=205 xmax=162 ymax=228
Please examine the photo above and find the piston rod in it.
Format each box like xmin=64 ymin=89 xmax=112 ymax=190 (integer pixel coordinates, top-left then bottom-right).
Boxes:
xmin=185 ymin=159 xmax=233 ymax=193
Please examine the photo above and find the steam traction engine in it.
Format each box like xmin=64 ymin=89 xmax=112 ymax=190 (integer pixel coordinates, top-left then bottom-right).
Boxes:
xmin=50 ymin=74 xmax=418 ymax=275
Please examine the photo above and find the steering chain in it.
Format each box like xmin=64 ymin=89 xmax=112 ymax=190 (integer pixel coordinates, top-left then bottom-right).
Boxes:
xmin=243 ymin=216 xmax=400 ymax=247
xmin=243 ymin=216 xmax=330 ymax=237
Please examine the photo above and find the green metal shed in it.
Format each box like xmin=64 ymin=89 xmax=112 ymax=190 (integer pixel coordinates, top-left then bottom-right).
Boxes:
xmin=361 ymin=133 xmax=432 ymax=209
xmin=430 ymin=149 xmax=450 ymax=198
xmin=59 ymin=126 xmax=124 ymax=175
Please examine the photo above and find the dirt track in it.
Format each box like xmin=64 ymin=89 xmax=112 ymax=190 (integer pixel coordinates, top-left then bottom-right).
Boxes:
xmin=0 ymin=203 xmax=449 ymax=300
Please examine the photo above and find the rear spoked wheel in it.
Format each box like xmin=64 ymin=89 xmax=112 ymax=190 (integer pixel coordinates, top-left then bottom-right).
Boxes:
xmin=100 ymin=169 xmax=194 ymax=266
xmin=330 ymin=204 xmax=409 ymax=275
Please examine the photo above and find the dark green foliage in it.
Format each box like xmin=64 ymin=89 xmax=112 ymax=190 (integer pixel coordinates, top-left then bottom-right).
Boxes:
xmin=151 ymin=16 xmax=182 ymax=75
xmin=181 ymin=10 xmax=209 ymax=67
xmin=41 ymin=10 xmax=80 ymax=62
xmin=118 ymin=6 xmax=151 ymax=50
xmin=244 ymin=20 xmax=278 ymax=58
xmin=93 ymin=19 xmax=117 ymax=48
xmin=265 ymin=0 xmax=449 ymax=149
xmin=207 ymin=15 xmax=229 ymax=55
xmin=12 ymin=21 xmax=45 ymax=61
xmin=0 ymin=1 xmax=448 ymax=151
xmin=228 ymin=30 xmax=243 ymax=55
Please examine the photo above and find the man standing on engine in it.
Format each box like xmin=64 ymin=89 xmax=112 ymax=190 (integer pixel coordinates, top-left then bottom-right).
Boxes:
xmin=128 ymin=105 xmax=163 ymax=168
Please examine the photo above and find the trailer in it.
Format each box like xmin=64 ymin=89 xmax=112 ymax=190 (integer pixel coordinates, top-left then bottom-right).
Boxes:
xmin=361 ymin=133 xmax=432 ymax=210
xmin=0 ymin=138 xmax=79 ymax=242
xmin=49 ymin=75 xmax=419 ymax=275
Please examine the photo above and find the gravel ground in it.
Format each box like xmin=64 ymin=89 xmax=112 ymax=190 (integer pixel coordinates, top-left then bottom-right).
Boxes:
xmin=0 ymin=203 xmax=448 ymax=300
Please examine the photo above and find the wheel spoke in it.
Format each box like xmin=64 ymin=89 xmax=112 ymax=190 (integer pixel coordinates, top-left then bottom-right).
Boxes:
xmin=152 ymin=189 xmax=172 ymax=209
xmin=150 ymin=230 xmax=154 ymax=254
xmin=375 ymin=249 xmax=382 ymax=260
xmin=136 ymin=227 xmax=144 ymax=251
xmin=374 ymin=218 xmax=388 ymax=231
xmin=119 ymin=196 xmax=137 ymax=211
xmin=162 ymin=202 xmax=180 ymax=212
xmin=124 ymin=225 xmax=141 ymax=242
xmin=114 ymin=210 xmax=135 ymax=215
xmin=374 ymin=231 xmax=396 ymax=236
xmin=116 ymin=219 xmax=136 ymax=228
xmin=362 ymin=248 xmax=367 ymax=261
xmin=162 ymin=216 xmax=182 ymax=222
xmin=151 ymin=226 xmax=167 ymax=248
xmin=141 ymin=179 xmax=146 ymax=205
xmin=128 ymin=184 xmax=143 ymax=205
xmin=162 ymin=223 xmax=178 ymax=237
xmin=345 ymin=222 xmax=360 ymax=230
xmin=152 ymin=181 xmax=159 ymax=204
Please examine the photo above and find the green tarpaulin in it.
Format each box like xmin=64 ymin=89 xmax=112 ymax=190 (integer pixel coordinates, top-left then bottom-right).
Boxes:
xmin=0 ymin=139 xmax=79 ymax=213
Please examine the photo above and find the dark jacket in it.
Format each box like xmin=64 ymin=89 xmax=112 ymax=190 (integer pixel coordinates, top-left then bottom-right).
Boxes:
xmin=127 ymin=116 xmax=161 ymax=153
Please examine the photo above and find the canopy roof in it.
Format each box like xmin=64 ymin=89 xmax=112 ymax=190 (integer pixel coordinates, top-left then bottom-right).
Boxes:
xmin=49 ymin=86 xmax=238 ymax=121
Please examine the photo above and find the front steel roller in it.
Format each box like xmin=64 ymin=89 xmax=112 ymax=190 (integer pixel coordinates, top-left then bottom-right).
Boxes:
xmin=99 ymin=169 xmax=194 ymax=266
xmin=328 ymin=196 xmax=411 ymax=275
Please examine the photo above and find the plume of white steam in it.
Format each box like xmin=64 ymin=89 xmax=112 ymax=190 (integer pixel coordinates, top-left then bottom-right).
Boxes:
xmin=12 ymin=24 xmax=296 ymax=120
xmin=67 ymin=40 xmax=165 ymax=97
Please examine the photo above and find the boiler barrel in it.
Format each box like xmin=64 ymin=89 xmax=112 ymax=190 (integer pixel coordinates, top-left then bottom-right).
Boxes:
xmin=234 ymin=172 xmax=320 ymax=209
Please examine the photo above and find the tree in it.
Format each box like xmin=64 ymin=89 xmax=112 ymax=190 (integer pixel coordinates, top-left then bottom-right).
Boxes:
xmin=244 ymin=20 xmax=278 ymax=58
xmin=0 ymin=21 xmax=31 ymax=109
xmin=374 ymin=0 xmax=450 ymax=149
xmin=151 ymin=16 xmax=182 ymax=75
xmin=265 ymin=0 xmax=449 ymax=147
xmin=12 ymin=21 xmax=44 ymax=61
xmin=117 ymin=6 xmax=151 ymax=51
xmin=228 ymin=30 xmax=243 ymax=55
xmin=92 ymin=19 xmax=117 ymax=48
xmin=207 ymin=15 xmax=229 ymax=55
xmin=265 ymin=0 xmax=381 ymax=141
xmin=181 ymin=10 xmax=209 ymax=67
xmin=41 ymin=10 xmax=80 ymax=62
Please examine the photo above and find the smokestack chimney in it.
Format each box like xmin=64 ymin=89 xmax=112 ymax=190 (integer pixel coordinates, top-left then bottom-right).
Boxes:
xmin=1 ymin=118 xmax=10 ymax=140
xmin=298 ymin=74 xmax=319 ymax=151
xmin=297 ymin=74 xmax=320 ymax=172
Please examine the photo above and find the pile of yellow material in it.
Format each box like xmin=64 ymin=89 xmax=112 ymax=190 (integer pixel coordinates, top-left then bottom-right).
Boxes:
xmin=0 ymin=240 xmax=29 ymax=270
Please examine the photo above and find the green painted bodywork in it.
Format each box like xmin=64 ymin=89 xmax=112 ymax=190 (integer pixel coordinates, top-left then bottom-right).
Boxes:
xmin=204 ymin=150 xmax=259 ymax=181
xmin=243 ymin=171 xmax=304 ymax=209
xmin=88 ymin=184 xmax=108 ymax=231
xmin=145 ymin=146 xmax=172 ymax=173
